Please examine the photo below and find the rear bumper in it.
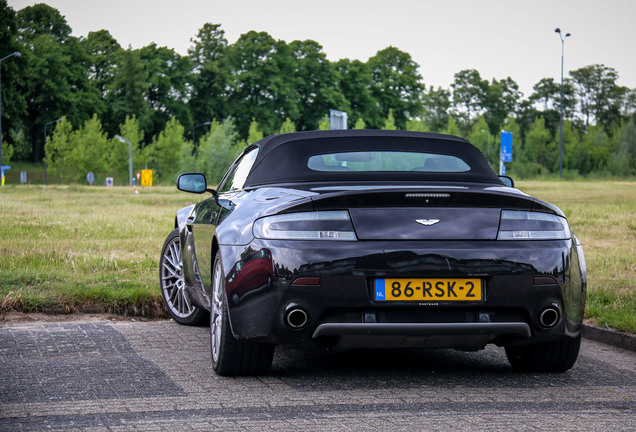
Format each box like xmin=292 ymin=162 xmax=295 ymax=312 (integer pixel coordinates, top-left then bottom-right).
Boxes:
xmin=313 ymin=322 xmax=531 ymax=338
xmin=220 ymin=238 xmax=586 ymax=349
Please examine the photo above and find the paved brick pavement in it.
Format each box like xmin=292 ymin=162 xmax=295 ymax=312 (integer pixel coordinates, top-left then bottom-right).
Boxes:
xmin=1 ymin=319 xmax=634 ymax=431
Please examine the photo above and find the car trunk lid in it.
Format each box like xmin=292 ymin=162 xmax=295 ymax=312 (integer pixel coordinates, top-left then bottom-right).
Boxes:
xmin=348 ymin=207 xmax=501 ymax=240
xmin=306 ymin=186 xmax=543 ymax=241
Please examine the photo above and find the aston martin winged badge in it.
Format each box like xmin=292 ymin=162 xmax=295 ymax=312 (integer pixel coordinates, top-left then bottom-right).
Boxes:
xmin=415 ymin=219 xmax=440 ymax=226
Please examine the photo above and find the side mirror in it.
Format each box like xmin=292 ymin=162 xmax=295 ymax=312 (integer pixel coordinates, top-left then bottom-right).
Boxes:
xmin=499 ymin=175 xmax=515 ymax=188
xmin=177 ymin=173 xmax=209 ymax=194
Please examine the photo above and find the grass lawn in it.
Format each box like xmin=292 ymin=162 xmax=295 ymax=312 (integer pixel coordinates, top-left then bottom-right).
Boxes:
xmin=517 ymin=180 xmax=636 ymax=334
xmin=0 ymin=185 xmax=194 ymax=317
xmin=1 ymin=181 xmax=634 ymax=333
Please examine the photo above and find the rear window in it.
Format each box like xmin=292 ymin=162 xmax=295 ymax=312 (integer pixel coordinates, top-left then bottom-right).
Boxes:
xmin=308 ymin=151 xmax=471 ymax=173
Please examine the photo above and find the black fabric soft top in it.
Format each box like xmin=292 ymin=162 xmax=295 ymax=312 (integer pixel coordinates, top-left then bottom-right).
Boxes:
xmin=244 ymin=130 xmax=502 ymax=187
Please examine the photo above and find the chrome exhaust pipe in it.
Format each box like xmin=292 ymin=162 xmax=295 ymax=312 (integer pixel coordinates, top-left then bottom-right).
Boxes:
xmin=539 ymin=306 xmax=560 ymax=328
xmin=285 ymin=307 xmax=308 ymax=329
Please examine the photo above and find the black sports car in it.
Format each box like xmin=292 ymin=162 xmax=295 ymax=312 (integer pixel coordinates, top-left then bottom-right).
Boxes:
xmin=159 ymin=130 xmax=586 ymax=376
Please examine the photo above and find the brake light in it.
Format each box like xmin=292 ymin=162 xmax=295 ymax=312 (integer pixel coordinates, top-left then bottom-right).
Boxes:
xmin=497 ymin=210 xmax=571 ymax=240
xmin=253 ymin=211 xmax=357 ymax=240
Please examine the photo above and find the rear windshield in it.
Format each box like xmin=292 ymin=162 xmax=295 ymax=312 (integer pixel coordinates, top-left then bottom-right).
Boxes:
xmin=308 ymin=151 xmax=470 ymax=173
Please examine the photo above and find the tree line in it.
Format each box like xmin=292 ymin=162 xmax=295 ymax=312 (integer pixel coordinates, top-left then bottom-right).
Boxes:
xmin=1 ymin=1 xmax=635 ymax=185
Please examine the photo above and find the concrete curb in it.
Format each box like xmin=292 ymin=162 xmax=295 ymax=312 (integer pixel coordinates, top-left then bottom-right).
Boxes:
xmin=582 ymin=323 xmax=636 ymax=352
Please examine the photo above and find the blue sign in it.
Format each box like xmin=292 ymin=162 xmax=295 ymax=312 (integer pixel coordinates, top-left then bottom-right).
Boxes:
xmin=501 ymin=131 xmax=513 ymax=162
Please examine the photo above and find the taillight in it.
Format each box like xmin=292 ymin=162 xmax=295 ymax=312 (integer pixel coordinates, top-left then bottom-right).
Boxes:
xmin=253 ymin=211 xmax=357 ymax=240
xmin=497 ymin=210 xmax=571 ymax=240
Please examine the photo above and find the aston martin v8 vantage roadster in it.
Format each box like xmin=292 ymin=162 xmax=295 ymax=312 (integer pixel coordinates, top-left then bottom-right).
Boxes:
xmin=159 ymin=130 xmax=586 ymax=376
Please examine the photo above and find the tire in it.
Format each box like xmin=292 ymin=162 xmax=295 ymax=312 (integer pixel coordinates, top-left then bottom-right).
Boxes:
xmin=505 ymin=334 xmax=581 ymax=373
xmin=159 ymin=229 xmax=208 ymax=326
xmin=210 ymin=254 xmax=274 ymax=376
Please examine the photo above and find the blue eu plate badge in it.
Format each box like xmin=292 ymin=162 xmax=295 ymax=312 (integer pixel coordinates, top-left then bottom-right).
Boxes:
xmin=375 ymin=279 xmax=386 ymax=301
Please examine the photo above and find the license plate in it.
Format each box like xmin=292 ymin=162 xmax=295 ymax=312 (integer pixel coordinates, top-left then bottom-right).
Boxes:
xmin=374 ymin=278 xmax=482 ymax=301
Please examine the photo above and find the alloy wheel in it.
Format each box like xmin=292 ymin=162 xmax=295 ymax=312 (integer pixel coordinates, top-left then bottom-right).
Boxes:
xmin=160 ymin=235 xmax=196 ymax=318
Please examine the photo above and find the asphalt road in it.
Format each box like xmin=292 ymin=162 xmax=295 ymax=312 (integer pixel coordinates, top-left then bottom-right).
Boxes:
xmin=1 ymin=318 xmax=634 ymax=431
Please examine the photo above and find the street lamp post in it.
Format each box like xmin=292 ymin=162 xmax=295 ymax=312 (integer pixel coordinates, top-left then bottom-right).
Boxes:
xmin=115 ymin=135 xmax=133 ymax=186
xmin=555 ymin=28 xmax=571 ymax=179
xmin=192 ymin=121 xmax=211 ymax=145
xmin=0 ymin=51 xmax=21 ymax=182
xmin=44 ymin=117 xmax=63 ymax=185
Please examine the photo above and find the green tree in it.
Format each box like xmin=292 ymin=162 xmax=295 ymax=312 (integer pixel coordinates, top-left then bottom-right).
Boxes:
xmin=290 ymin=40 xmax=347 ymax=130
xmin=483 ymin=77 xmax=521 ymax=136
xmin=225 ymin=31 xmax=299 ymax=137
xmin=289 ymin=41 xmax=339 ymax=127
xmin=247 ymin=118 xmax=263 ymax=143
xmin=317 ymin=115 xmax=330 ymax=130
xmin=368 ymin=46 xmax=424 ymax=129
xmin=451 ymin=69 xmax=487 ymax=135
xmin=17 ymin=3 xmax=101 ymax=162
xmin=279 ymin=117 xmax=296 ymax=134
xmin=106 ymin=47 xmax=152 ymax=140
xmin=443 ymin=116 xmax=461 ymax=137
xmin=335 ymin=59 xmax=379 ymax=128
xmin=188 ymin=23 xmax=229 ymax=128
xmin=8 ymin=129 xmax=29 ymax=161
xmin=1 ymin=140 xmax=13 ymax=165
xmin=608 ymin=119 xmax=636 ymax=175
xmin=81 ymin=30 xmax=121 ymax=106
xmin=67 ymin=115 xmax=110 ymax=183
xmin=422 ymin=86 xmax=451 ymax=133
xmin=405 ymin=119 xmax=428 ymax=132
xmin=16 ymin=3 xmax=71 ymax=43
xmin=467 ymin=116 xmax=491 ymax=162
xmin=196 ymin=118 xmax=241 ymax=184
xmin=523 ymin=117 xmax=556 ymax=170
xmin=624 ymin=88 xmax=636 ymax=119
xmin=0 ymin=0 xmax=26 ymax=160
xmin=353 ymin=117 xmax=366 ymax=129
xmin=152 ymin=117 xmax=186 ymax=183
xmin=561 ymin=120 xmax=583 ymax=174
xmin=383 ymin=109 xmax=397 ymax=130
xmin=529 ymin=77 xmax=576 ymax=130
xmin=139 ymin=43 xmax=192 ymax=138
xmin=578 ymin=124 xmax=614 ymax=174
xmin=44 ymin=117 xmax=73 ymax=183
xmin=570 ymin=64 xmax=628 ymax=131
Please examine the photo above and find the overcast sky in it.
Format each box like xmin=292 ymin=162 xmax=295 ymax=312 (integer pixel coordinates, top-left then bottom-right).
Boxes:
xmin=8 ymin=0 xmax=636 ymax=97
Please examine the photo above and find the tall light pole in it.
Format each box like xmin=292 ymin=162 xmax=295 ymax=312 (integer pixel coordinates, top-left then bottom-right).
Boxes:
xmin=115 ymin=135 xmax=133 ymax=186
xmin=44 ymin=117 xmax=63 ymax=185
xmin=555 ymin=28 xmax=571 ymax=179
xmin=192 ymin=121 xmax=211 ymax=145
xmin=0 ymin=51 xmax=21 ymax=180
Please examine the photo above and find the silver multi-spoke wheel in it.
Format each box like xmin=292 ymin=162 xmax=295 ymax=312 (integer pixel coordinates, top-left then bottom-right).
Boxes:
xmin=211 ymin=257 xmax=224 ymax=363
xmin=159 ymin=229 xmax=206 ymax=325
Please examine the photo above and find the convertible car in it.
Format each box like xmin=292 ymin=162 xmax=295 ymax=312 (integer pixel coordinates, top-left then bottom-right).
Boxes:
xmin=159 ymin=130 xmax=586 ymax=376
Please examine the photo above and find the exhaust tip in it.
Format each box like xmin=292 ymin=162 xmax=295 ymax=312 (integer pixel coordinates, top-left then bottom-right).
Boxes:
xmin=539 ymin=306 xmax=560 ymax=328
xmin=285 ymin=307 xmax=308 ymax=329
